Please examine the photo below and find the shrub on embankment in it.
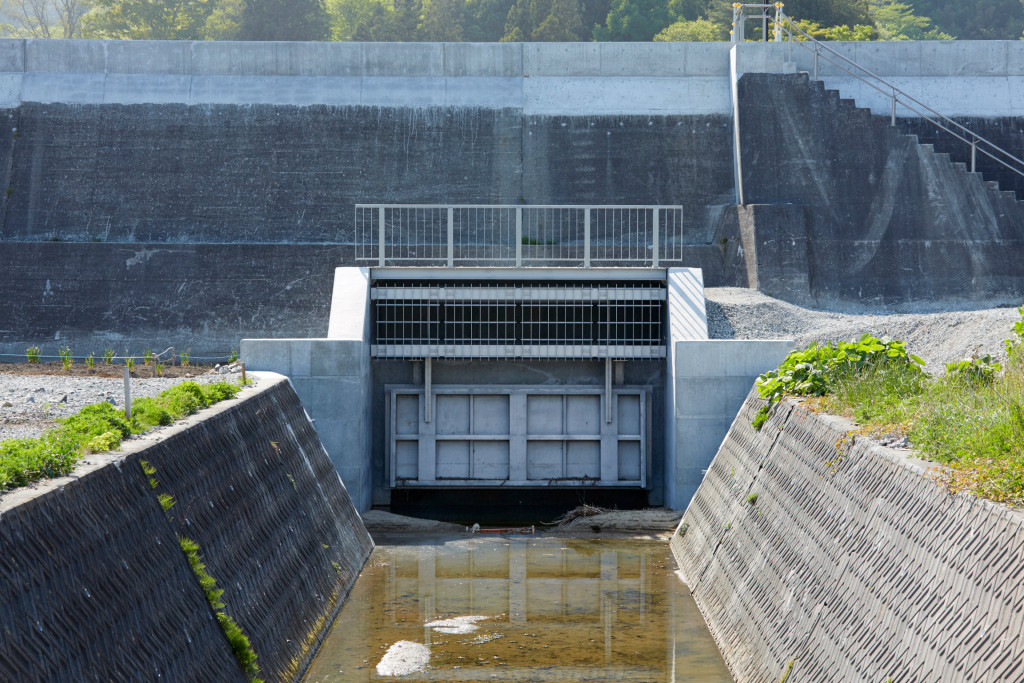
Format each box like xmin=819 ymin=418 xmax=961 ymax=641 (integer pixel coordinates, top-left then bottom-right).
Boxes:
xmin=754 ymin=305 xmax=1024 ymax=505
xmin=0 ymin=381 xmax=243 ymax=489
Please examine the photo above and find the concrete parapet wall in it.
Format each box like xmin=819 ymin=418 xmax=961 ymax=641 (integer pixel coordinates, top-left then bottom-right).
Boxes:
xmin=2 ymin=39 xmax=1023 ymax=115
xmin=672 ymin=391 xmax=1024 ymax=682
xmin=666 ymin=339 xmax=794 ymax=510
xmin=0 ymin=373 xmax=373 ymax=681
xmin=241 ymin=339 xmax=373 ymax=512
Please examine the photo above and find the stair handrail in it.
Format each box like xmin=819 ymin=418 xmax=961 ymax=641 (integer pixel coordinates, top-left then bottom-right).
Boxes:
xmin=737 ymin=5 xmax=1024 ymax=183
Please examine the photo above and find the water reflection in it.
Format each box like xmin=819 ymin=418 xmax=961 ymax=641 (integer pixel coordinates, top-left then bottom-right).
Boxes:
xmin=305 ymin=537 xmax=729 ymax=682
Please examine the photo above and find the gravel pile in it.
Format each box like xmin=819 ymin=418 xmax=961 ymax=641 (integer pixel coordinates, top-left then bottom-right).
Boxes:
xmin=706 ymin=287 xmax=1022 ymax=370
xmin=0 ymin=370 xmax=256 ymax=443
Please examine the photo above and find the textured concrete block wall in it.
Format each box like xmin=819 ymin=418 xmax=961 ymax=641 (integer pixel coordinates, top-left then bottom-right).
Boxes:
xmin=0 ymin=373 xmax=373 ymax=681
xmin=673 ymin=390 xmax=1024 ymax=682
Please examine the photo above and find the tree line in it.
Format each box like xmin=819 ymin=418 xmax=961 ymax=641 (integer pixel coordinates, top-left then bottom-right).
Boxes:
xmin=2 ymin=0 xmax=1023 ymax=42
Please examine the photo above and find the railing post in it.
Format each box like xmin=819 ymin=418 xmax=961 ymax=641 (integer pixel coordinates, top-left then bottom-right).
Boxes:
xmin=447 ymin=207 xmax=454 ymax=267
xmin=971 ymin=138 xmax=977 ymax=173
xmin=378 ymin=206 xmax=385 ymax=267
xmin=583 ymin=208 xmax=591 ymax=268
xmin=891 ymin=92 xmax=897 ymax=126
xmin=515 ymin=207 xmax=523 ymax=268
xmin=813 ymin=46 xmax=818 ymax=80
xmin=652 ymin=207 xmax=660 ymax=268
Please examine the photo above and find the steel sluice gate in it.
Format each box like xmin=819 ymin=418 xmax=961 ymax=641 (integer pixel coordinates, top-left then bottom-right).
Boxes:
xmin=371 ymin=271 xmax=665 ymax=490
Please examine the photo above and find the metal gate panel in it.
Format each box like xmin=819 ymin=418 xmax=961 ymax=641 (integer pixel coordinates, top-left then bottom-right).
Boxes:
xmin=389 ymin=385 xmax=648 ymax=488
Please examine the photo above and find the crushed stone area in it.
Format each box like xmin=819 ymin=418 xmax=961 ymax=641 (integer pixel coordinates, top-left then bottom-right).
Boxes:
xmin=0 ymin=369 xmax=255 ymax=443
xmin=705 ymin=287 xmax=1022 ymax=371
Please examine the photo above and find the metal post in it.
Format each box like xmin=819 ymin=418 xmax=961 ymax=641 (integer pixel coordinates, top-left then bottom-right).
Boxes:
xmin=971 ymin=138 xmax=977 ymax=173
xmin=515 ymin=207 xmax=523 ymax=268
xmin=424 ymin=357 xmax=432 ymax=423
xmin=813 ymin=47 xmax=818 ymax=80
xmin=123 ymin=366 xmax=131 ymax=420
xmin=605 ymin=358 xmax=613 ymax=424
xmin=447 ymin=207 xmax=454 ymax=267
xmin=377 ymin=206 xmax=386 ymax=268
xmin=891 ymin=92 xmax=897 ymax=126
xmin=583 ymin=208 xmax=591 ymax=268
xmin=652 ymin=207 xmax=660 ymax=268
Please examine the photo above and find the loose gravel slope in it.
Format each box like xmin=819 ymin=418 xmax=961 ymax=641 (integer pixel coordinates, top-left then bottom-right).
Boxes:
xmin=706 ymin=287 xmax=1021 ymax=371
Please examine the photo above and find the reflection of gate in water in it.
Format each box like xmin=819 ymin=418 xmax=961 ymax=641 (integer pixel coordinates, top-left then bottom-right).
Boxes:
xmin=386 ymin=539 xmax=654 ymax=643
xmin=389 ymin=386 xmax=649 ymax=487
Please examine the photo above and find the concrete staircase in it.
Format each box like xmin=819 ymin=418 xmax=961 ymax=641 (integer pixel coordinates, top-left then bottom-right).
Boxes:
xmin=813 ymin=78 xmax=1024 ymax=222
xmin=735 ymin=72 xmax=1024 ymax=306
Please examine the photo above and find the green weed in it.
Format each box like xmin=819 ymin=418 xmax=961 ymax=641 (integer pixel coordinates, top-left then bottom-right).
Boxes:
xmin=102 ymin=349 xmax=115 ymax=364
xmin=228 ymin=349 xmax=239 ymax=364
xmin=25 ymin=346 xmax=40 ymax=363
xmin=181 ymin=348 xmax=191 ymax=367
xmin=125 ymin=355 xmax=135 ymax=372
xmin=756 ymin=310 xmax=1024 ymax=505
xmin=158 ymin=493 xmax=175 ymax=511
xmin=58 ymin=346 xmax=73 ymax=370
xmin=85 ymin=352 xmax=95 ymax=368
xmin=178 ymin=537 xmax=262 ymax=682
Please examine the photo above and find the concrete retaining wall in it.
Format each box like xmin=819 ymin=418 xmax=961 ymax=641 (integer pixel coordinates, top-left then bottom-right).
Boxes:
xmin=672 ymin=390 xmax=1024 ymax=682
xmin=0 ymin=373 xmax=373 ymax=681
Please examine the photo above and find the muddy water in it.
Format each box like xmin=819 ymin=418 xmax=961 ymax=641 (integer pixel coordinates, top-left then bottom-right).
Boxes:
xmin=304 ymin=535 xmax=730 ymax=682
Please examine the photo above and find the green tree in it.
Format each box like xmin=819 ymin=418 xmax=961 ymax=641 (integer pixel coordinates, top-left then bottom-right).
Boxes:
xmin=579 ymin=0 xmax=611 ymax=34
xmin=653 ymin=16 xmax=724 ymax=40
xmin=781 ymin=0 xmax=873 ymax=27
xmin=907 ymin=0 xmax=1023 ymax=40
xmin=869 ymin=0 xmax=952 ymax=39
xmin=204 ymin=0 xmax=243 ymax=39
xmin=593 ymin=0 xmax=675 ymax=40
xmin=327 ymin=0 xmax=383 ymax=40
xmin=790 ymin=18 xmax=875 ymax=40
xmin=502 ymin=0 xmax=583 ymax=40
xmin=417 ymin=0 xmax=464 ymax=39
xmin=464 ymin=0 xmax=514 ymax=40
xmin=84 ymin=0 xmax=214 ymax=39
xmin=237 ymin=0 xmax=329 ymax=40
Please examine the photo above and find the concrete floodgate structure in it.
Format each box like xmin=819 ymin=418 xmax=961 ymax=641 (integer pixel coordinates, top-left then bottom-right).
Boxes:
xmin=244 ymin=266 xmax=794 ymax=512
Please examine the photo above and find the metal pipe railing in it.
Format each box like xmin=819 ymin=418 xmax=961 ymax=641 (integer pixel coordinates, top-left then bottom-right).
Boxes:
xmin=731 ymin=3 xmax=1024 ymax=183
xmin=354 ymin=204 xmax=684 ymax=268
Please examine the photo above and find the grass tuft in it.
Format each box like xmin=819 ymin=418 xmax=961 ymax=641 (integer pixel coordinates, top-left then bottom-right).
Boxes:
xmin=179 ymin=537 xmax=262 ymax=682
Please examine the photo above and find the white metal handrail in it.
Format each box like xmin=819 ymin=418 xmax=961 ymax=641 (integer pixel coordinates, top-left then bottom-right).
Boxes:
xmin=355 ymin=204 xmax=684 ymax=268
xmin=731 ymin=4 xmax=1024 ymax=182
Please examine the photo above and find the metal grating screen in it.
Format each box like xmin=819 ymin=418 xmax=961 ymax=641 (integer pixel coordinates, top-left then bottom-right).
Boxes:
xmin=371 ymin=281 xmax=665 ymax=358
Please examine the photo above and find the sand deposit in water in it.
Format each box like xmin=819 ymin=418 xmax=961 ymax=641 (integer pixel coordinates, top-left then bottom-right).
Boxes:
xmin=304 ymin=536 xmax=730 ymax=682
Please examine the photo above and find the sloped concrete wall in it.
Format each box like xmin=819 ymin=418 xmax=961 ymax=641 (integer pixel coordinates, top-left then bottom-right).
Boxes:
xmin=673 ymin=390 xmax=1024 ymax=682
xmin=0 ymin=373 xmax=373 ymax=681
